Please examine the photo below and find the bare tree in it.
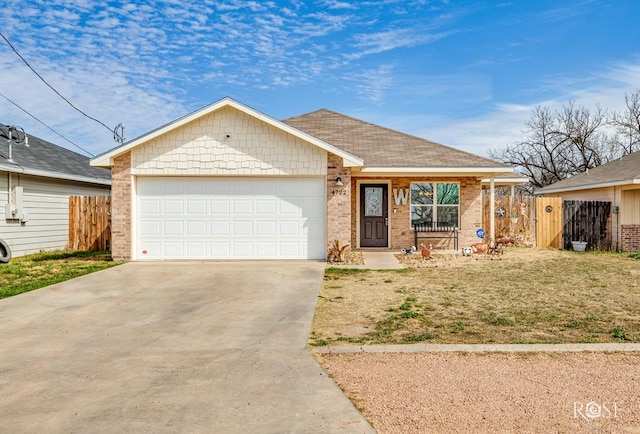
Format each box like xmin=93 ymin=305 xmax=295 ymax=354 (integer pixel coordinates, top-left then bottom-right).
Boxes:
xmin=610 ymin=90 xmax=640 ymax=155
xmin=489 ymin=97 xmax=636 ymax=193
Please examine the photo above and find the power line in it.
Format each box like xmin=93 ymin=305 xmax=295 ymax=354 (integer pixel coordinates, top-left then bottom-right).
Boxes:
xmin=0 ymin=31 xmax=114 ymax=135
xmin=0 ymin=91 xmax=95 ymax=157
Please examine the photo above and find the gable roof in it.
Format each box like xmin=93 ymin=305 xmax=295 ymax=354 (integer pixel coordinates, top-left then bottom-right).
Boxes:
xmin=0 ymin=124 xmax=111 ymax=185
xmin=536 ymin=150 xmax=640 ymax=194
xmin=283 ymin=109 xmax=512 ymax=176
xmin=91 ymin=97 xmax=363 ymax=168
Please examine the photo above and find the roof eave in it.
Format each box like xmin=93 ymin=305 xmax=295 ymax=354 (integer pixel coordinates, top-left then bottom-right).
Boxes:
xmin=536 ymin=178 xmax=640 ymax=195
xmin=90 ymin=97 xmax=364 ymax=168
xmin=355 ymin=166 xmax=513 ymax=178
xmin=0 ymin=164 xmax=111 ymax=186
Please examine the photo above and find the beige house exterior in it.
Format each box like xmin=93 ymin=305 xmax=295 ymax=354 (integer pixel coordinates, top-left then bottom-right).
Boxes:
xmin=91 ymin=98 xmax=513 ymax=261
xmin=537 ymin=151 xmax=640 ymax=251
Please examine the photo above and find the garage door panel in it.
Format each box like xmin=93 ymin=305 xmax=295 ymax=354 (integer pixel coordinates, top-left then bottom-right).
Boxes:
xmin=140 ymin=221 xmax=161 ymax=236
xmin=279 ymin=242 xmax=301 ymax=257
xmin=299 ymin=179 xmax=324 ymax=196
xmin=164 ymin=200 xmax=184 ymax=214
xmin=256 ymin=242 xmax=277 ymax=257
xmin=279 ymin=220 xmax=300 ymax=236
xmin=187 ymin=242 xmax=207 ymax=257
xmin=163 ymin=241 xmax=184 ymax=258
xmin=139 ymin=199 xmax=161 ymax=216
xmin=187 ymin=199 xmax=207 ymax=214
xmin=233 ymin=200 xmax=253 ymax=215
xmin=280 ymin=200 xmax=301 ymax=216
xmin=233 ymin=221 xmax=253 ymax=236
xmin=256 ymin=199 xmax=277 ymax=215
xmin=211 ymin=221 xmax=230 ymax=235
xmin=164 ymin=221 xmax=184 ymax=236
xmin=187 ymin=221 xmax=207 ymax=236
xmin=303 ymin=197 xmax=325 ymax=215
xmin=232 ymin=180 xmax=255 ymax=195
xmin=208 ymin=180 xmax=232 ymax=195
xmin=256 ymin=221 xmax=277 ymax=236
xmin=137 ymin=177 xmax=325 ymax=260
xmin=164 ymin=181 xmax=185 ymax=196
xmin=233 ymin=242 xmax=253 ymax=257
xmin=211 ymin=242 xmax=231 ymax=257
xmin=210 ymin=199 xmax=230 ymax=215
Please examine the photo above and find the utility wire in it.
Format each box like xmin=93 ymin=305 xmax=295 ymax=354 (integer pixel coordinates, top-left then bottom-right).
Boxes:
xmin=0 ymin=90 xmax=95 ymax=157
xmin=0 ymin=31 xmax=113 ymax=135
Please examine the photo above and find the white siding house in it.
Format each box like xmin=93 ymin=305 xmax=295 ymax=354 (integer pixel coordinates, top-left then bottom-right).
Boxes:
xmin=1 ymin=125 xmax=111 ymax=258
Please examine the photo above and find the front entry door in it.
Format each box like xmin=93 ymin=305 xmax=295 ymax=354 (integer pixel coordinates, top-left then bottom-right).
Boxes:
xmin=360 ymin=184 xmax=388 ymax=247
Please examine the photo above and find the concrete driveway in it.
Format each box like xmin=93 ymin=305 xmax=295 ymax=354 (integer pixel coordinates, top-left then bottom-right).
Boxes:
xmin=0 ymin=262 xmax=374 ymax=433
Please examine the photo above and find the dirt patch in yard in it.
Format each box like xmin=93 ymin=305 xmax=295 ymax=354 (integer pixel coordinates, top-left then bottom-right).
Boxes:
xmin=311 ymin=249 xmax=640 ymax=346
xmin=319 ymin=351 xmax=640 ymax=433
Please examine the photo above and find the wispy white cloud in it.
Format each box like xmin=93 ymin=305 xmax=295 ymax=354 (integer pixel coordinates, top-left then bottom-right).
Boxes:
xmin=0 ymin=0 xmax=636 ymax=161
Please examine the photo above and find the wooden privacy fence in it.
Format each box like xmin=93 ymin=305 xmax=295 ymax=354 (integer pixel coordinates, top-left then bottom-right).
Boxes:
xmin=482 ymin=195 xmax=536 ymax=245
xmin=562 ymin=200 xmax=612 ymax=251
xmin=68 ymin=195 xmax=111 ymax=251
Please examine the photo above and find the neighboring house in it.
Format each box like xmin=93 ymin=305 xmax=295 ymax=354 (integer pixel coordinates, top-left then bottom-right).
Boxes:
xmin=91 ymin=97 xmax=513 ymax=261
xmin=536 ymin=150 xmax=640 ymax=251
xmin=0 ymin=124 xmax=111 ymax=258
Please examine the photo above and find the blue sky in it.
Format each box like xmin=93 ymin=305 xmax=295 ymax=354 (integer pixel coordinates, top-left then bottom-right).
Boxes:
xmin=1 ymin=0 xmax=639 ymax=158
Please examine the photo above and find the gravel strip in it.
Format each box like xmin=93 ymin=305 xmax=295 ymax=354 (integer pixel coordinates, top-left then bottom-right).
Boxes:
xmin=318 ymin=352 xmax=640 ymax=433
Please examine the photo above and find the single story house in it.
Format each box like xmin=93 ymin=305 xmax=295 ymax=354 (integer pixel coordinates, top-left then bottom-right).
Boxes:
xmin=91 ymin=97 xmax=513 ymax=261
xmin=0 ymin=124 xmax=111 ymax=258
xmin=536 ymin=150 xmax=640 ymax=251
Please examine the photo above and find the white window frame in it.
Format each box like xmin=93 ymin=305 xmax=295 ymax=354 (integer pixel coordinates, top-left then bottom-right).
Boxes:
xmin=410 ymin=182 xmax=460 ymax=228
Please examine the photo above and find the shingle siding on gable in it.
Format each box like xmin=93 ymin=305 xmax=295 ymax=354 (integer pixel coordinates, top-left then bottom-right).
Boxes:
xmin=131 ymin=106 xmax=327 ymax=176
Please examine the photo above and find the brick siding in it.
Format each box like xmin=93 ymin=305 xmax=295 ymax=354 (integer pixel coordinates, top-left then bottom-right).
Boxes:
xmin=111 ymin=152 xmax=132 ymax=261
xmin=327 ymin=153 xmax=351 ymax=254
xmin=350 ymin=176 xmax=482 ymax=250
xmin=621 ymin=225 xmax=640 ymax=252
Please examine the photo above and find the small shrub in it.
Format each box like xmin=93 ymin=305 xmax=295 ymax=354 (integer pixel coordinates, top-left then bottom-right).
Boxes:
xmin=611 ymin=326 xmax=628 ymax=341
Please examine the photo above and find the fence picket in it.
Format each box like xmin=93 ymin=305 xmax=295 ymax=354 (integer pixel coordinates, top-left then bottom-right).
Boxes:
xmin=68 ymin=196 xmax=111 ymax=251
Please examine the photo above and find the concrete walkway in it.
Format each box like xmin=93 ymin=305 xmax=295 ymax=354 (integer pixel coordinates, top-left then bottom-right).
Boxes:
xmin=0 ymin=262 xmax=375 ymax=433
xmin=351 ymin=251 xmax=404 ymax=270
xmin=314 ymin=343 xmax=640 ymax=354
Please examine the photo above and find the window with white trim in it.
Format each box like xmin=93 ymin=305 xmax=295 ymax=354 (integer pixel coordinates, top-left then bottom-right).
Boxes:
xmin=410 ymin=182 xmax=460 ymax=228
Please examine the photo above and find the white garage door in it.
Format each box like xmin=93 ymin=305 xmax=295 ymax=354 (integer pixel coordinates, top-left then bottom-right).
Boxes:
xmin=136 ymin=177 xmax=326 ymax=260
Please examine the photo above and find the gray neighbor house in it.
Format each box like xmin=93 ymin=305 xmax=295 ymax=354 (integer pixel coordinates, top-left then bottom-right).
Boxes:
xmin=0 ymin=124 xmax=111 ymax=258
xmin=537 ymin=150 xmax=640 ymax=252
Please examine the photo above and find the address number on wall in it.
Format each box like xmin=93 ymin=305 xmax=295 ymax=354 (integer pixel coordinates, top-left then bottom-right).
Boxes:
xmin=332 ymin=189 xmax=347 ymax=196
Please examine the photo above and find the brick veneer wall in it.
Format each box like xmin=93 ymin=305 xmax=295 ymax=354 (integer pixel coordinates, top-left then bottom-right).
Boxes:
xmin=111 ymin=152 xmax=132 ymax=261
xmin=621 ymin=225 xmax=640 ymax=252
xmin=350 ymin=176 xmax=483 ymax=250
xmin=327 ymin=153 xmax=351 ymax=255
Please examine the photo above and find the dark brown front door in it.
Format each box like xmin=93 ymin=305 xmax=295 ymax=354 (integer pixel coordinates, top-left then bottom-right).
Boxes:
xmin=360 ymin=184 xmax=388 ymax=247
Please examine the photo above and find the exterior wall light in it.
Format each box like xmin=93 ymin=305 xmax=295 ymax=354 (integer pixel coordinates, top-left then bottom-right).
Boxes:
xmin=335 ymin=177 xmax=344 ymax=186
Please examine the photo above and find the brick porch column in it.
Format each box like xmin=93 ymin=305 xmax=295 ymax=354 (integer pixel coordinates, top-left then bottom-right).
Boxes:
xmin=327 ymin=153 xmax=351 ymax=255
xmin=111 ymin=152 xmax=132 ymax=261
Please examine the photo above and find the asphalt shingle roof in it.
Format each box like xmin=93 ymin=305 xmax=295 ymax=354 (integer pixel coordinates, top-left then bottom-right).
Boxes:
xmin=283 ymin=109 xmax=507 ymax=168
xmin=0 ymin=124 xmax=111 ymax=182
xmin=537 ymin=150 xmax=640 ymax=193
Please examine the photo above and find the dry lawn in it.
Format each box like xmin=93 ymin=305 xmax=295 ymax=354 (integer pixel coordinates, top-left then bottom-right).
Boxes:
xmin=310 ymin=249 xmax=640 ymax=345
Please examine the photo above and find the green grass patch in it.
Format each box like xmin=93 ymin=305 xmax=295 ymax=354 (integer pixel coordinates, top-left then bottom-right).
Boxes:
xmin=0 ymin=250 xmax=121 ymax=299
